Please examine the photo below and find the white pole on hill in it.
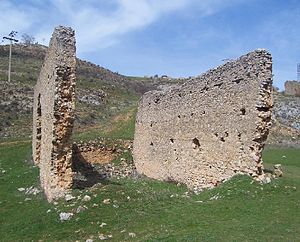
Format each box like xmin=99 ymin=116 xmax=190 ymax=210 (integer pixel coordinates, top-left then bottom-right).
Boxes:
xmin=2 ymin=31 xmax=18 ymax=83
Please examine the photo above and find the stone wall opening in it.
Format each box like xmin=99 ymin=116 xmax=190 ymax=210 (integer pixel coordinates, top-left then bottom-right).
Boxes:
xmin=34 ymin=93 xmax=42 ymax=164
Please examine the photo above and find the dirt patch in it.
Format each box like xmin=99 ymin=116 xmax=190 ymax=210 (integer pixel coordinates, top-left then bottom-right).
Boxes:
xmin=76 ymin=149 xmax=116 ymax=164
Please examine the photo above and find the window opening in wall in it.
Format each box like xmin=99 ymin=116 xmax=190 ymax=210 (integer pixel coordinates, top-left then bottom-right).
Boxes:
xmin=214 ymin=82 xmax=223 ymax=88
xmin=35 ymin=94 xmax=42 ymax=163
xmin=192 ymin=138 xmax=201 ymax=149
xmin=257 ymin=106 xmax=269 ymax=112
xmin=233 ymin=78 xmax=243 ymax=84
xmin=240 ymin=108 xmax=246 ymax=115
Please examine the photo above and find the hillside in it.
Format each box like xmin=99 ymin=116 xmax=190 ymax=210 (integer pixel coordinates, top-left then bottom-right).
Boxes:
xmin=0 ymin=44 xmax=299 ymax=147
xmin=0 ymin=44 xmax=181 ymax=141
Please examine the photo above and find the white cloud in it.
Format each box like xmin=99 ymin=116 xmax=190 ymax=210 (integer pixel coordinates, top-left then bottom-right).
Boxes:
xmin=0 ymin=0 xmax=240 ymax=51
xmin=0 ymin=1 xmax=33 ymax=42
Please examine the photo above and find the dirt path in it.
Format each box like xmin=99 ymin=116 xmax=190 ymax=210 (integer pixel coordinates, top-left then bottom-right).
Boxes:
xmin=0 ymin=139 xmax=31 ymax=146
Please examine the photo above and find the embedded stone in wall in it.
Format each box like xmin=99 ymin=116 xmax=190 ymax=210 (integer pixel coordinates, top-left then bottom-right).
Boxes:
xmin=284 ymin=80 xmax=300 ymax=97
xmin=133 ymin=50 xmax=273 ymax=192
xmin=32 ymin=26 xmax=76 ymax=201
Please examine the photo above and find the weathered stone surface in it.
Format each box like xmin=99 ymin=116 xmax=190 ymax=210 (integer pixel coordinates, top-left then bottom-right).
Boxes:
xmin=284 ymin=80 xmax=300 ymax=97
xmin=133 ymin=50 xmax=273 ymax=192
xmin=32 ymin=26 xmax=76 ymax=201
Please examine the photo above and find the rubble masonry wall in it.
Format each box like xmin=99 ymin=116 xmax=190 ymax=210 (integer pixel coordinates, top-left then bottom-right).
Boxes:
xmin=32 ymin=26 xmax=76 ymax=201
xmin=133 ymin=50 xmax=273 ymax=192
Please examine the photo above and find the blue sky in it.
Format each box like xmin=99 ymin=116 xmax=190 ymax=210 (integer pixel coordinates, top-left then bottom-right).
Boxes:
xmin=0 ymin=0 xmax=299 ymax=89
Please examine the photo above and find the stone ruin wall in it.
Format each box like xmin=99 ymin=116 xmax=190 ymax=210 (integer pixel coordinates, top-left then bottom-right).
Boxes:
xmin=32 ymin=26 xmax=76 ymax=201
xmin=285 ymin=80 xmax=300 ymax=97
xmin=133 ymin=50 xmax=273 ymax=192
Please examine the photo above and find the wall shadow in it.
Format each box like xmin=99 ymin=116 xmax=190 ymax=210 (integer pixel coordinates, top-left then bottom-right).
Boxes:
xmin=72 ymin=144 xmax=119 ymax=189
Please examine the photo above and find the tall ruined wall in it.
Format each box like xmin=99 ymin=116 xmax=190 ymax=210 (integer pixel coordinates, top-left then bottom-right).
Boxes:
xmin=133 ymin=50 xmax=273 ymax=192
xmin=285 ymin=80 xmax=300 ymax=97
xmin=32 ymin=26 xmax=76 ymax=201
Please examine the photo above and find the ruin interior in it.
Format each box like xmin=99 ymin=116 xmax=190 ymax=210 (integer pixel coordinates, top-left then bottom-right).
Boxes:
xmin=32 ymin=26 xmax=273 ymax=201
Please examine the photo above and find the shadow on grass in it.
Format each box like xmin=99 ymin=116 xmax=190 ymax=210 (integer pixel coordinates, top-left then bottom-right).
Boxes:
xmin=71 ymin=144 xmax=120 ymax=189
xmin=263 ymin=168 xmax=274 ymax=174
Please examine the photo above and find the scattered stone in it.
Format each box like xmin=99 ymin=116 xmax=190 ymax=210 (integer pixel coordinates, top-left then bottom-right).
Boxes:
xmin=46 ymin=209 xmax=51 ymax=213
xmin=98 ymin=234 xmax=107 ymax=240
xmin=25 ymin=186 xmax=41 ymax=195
xmin=65 ymin=194 xmax=76 ymax=201
xmin=262 ymin=176 xmax=271 ymax=184
xmin=273 ymin=164 xmax=283 ymax=177
xmin=86 ymin=239 xmax=93 ymax=242
xmin=24 ymin=198 xmax=32 ymax=201
xmin=76 ymin=205 xmax=87 ymax=213
xmin=100 ymin=222 xmax=107 ymax=228
xmin=128 ymin=232 xmax=136 ymax=238
xmin=59 ymin=212 xmax=74 ymax=221
xmin=209 ymin=194 xmax=220 ymax=200
xmin=103 ymin=198 xmax=110 ymax=204
xmin=82 ymin=195 xmax=91 ymax=202
xmin=18 ymin=187 xmax=25 ymax=192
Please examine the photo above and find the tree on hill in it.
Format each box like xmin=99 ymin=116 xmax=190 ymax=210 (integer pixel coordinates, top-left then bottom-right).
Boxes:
xmin=21 ymin=33 xmax=35 ymax=45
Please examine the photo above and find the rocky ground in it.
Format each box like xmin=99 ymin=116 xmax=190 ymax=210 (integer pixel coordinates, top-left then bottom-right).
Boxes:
xmin=72 ymin=139 xmax=137 ymax=189
xmin=273 ymin=93 xmax=300 ymax=131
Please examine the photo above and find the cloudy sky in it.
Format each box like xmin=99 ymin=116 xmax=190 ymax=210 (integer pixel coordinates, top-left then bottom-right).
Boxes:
xmin=0 ymin=0 xmax=299 ymax=89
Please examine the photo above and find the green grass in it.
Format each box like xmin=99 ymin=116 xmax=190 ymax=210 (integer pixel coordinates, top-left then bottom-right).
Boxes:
xmin=73 ymin=107 xmax=137 ymax=142
xmin=0 ymin=142 xmax=299 ymax=241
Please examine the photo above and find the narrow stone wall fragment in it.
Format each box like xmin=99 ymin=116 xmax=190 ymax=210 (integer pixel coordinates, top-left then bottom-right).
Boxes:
xmin=133 ymin=50 xmax=273 ymax=192
xmin=32 ymin=26 xmax=76 ymax=201
xmin=284 ymin=80 xmax=300 ymax=97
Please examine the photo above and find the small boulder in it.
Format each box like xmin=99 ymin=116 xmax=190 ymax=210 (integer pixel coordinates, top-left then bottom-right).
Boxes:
xmin=59 ymin=212 xmax=74 ymax=221
xmin=82 ymin=195 xmax=91 ymax=202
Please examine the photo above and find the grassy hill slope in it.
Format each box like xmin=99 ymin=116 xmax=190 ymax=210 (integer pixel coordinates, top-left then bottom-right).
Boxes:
xmin=0 ymin=44 xmax=181 ymax=141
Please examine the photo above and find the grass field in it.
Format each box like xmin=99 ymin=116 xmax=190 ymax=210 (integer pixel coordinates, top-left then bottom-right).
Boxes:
xmin=0 ymin=141 xmax=299 ymax=241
